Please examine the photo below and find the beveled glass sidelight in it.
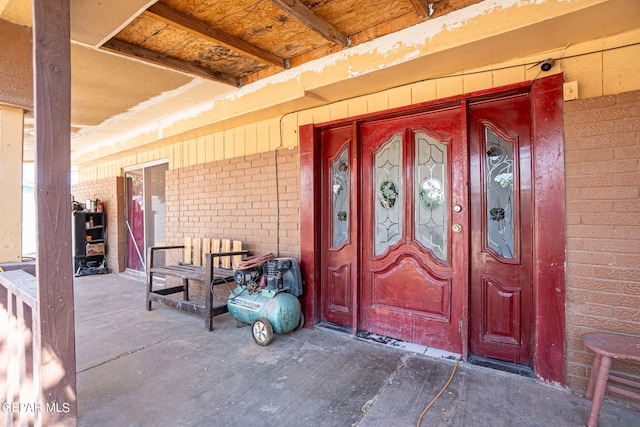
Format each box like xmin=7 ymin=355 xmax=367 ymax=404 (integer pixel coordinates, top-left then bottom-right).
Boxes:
xmin=485 ymin=126 xmax=516 ymax=258
xmin=332 ymin=147 xmax=349 ymax=247
xmin=414 ymin=132 xmax=448 ymax=260
xmin=374 ymin=134 xmax=403 ymax=255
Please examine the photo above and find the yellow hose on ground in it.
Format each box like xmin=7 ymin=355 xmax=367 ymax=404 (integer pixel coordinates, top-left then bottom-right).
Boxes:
xmin=417 ymin=357 xmax=461 ymax=427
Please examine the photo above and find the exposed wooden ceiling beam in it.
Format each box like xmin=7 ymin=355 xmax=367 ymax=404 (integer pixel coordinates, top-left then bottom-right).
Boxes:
xmin=418 ymin=1 xmax=484 ymax=20
xmin=408 ymin=0 xmax=433 ymax=18
xmin=102 ymin=39 xmax=240 ymax=86
xmin=145 ymin=3 xmax=286 ymax=68
xmin=269 ymin=0 xmax=349 ymax=48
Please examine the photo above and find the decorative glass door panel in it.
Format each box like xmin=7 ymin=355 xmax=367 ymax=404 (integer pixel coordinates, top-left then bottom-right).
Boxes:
xmin=332 ymin=147 xmax=350 ymax=247
xmin=360 ymin=107 xmax=466 ymax=352
xmin=415 ymin=132 xmax=448 ymax=262
xmin=484 ymin=126 xmax=518 ymax=260
xmin=374 ymin=134 xmax=403 ymax=255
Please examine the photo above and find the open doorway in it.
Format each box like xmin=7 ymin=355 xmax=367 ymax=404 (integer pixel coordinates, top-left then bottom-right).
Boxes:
xmin=124 ymin=161 xmax=168 ymax=273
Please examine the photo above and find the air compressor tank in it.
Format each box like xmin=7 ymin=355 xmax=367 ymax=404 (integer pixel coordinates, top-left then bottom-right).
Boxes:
xmin=227 ymin=257 xmax=303 ymax=345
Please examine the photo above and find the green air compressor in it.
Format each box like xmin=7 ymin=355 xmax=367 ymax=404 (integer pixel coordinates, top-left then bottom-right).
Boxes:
xmin=227 ymin=256 xmax=304 ymax=346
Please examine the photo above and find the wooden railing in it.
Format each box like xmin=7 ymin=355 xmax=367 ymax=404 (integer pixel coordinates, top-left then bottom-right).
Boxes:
xmin=0 ymin=270 xmax=42 ymax=427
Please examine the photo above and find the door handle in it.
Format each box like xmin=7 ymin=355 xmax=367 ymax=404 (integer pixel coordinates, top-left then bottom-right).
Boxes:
xmin=452 ymin=224 xmax=463 ymax=233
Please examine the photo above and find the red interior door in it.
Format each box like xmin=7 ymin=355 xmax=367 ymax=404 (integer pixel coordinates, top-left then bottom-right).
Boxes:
xmin=125 ymin=171 xmax=145 ymax=272
xmin=360 ymin=106 xmax=467 ymax=352
xmin=468 ymin=94 xmax=534 ymax=365
xmin=321 ymin=125 xmax=357 ymax=327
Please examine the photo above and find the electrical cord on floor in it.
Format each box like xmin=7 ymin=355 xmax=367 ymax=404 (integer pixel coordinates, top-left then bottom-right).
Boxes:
xmin=416 ymin=357 xmax=461 ymax=427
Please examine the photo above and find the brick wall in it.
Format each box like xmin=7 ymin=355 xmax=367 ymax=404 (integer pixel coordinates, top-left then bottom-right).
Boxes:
xmin=165 ymin=148 xmax=300 ymax=297
xmin=72 ymin=176 xmax=126 ymax=272
xmin=564 ymin=91 xmax=640 ymax=393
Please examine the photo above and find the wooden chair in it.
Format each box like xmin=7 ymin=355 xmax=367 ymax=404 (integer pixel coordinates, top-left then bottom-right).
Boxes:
xmin=584 ymin=333 xmax=640 ymax=427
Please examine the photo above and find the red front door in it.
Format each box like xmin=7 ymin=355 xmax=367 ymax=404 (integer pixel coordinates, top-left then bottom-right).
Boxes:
xmin=359 ymin=106 xmax=468 ymax=352
xmin=318 ymin=94 xmax=534 ymax=363
xmin=306 ymin=76 xmax=565 ymax=380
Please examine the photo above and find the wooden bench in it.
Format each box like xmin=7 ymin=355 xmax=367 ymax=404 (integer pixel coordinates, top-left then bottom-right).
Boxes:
xmin=584 ymin=333 xmax=640 ymax=427
xmin=146 ymin=238 xmax=248 ymax=331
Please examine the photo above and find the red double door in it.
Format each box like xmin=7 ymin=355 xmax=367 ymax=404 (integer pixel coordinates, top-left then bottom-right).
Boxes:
xmin=320 ymin=94 xmax=533 ymax=365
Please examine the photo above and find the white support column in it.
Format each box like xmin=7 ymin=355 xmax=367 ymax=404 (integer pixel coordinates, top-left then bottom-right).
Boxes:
xmin=0 ymin=105 xmax=24 ymax=263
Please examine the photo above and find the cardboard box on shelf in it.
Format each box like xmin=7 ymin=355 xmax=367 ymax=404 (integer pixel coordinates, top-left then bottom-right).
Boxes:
xmin=86 ymin=243 xmax=105 ymax=256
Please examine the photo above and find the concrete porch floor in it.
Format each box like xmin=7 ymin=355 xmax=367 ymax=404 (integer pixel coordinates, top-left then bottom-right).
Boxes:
xmin=75 ymin=273 xmax=640 ymax=427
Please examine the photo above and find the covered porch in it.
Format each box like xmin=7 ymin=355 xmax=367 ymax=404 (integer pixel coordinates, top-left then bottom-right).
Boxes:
xmin=73 ymin=272 xmax=638 ymax=426
xmin=2 ymin=1 xmax=640 ymax=425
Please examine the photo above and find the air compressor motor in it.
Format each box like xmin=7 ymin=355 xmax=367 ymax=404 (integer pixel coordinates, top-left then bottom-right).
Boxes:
xmin=227 ymin=254 xmax=303 ymax=346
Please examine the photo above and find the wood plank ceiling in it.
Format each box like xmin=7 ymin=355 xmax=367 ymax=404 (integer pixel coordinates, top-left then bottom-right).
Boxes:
xmin=103 ymin=0 xmax=481 ymax=87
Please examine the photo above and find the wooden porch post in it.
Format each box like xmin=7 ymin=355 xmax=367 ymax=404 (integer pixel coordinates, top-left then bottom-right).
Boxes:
xmin=32 ymin=0 xmax=77 ymax=425
xmin=0 ymin=106 xmax=24 ymax=263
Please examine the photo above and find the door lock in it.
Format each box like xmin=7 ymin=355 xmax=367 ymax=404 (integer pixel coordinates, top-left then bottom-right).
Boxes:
xmin=452 ymin=224 xmax=463 ymax=233
xmin=453 ymin=205 xmax=462 ymax=213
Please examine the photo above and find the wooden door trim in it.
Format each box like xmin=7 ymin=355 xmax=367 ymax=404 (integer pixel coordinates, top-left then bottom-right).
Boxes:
xmin=300 ymin=123 xmax=322 ymax=326
xmin=530 ymin=73 xmax=566 ymax=385
xmin=351 ymin=123 xmax=361 ymax=334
